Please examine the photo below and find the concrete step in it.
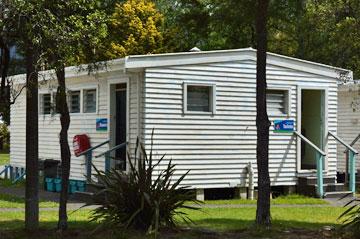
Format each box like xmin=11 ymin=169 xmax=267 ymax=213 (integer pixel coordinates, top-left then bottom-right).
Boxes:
xmin=298 ymin=176 xmax=336 ymax=185
xmin=324 ymin=191 xmax=354 ymax=199
xmin=85 ymin=183 xmax=103 ymax=193
xmin=315 ymin=183 xmax=346 ymax=193
xmin=73 ymin=191 xmax=94 ymax=204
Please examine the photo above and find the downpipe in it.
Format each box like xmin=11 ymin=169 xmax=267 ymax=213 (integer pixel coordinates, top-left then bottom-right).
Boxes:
xmin=248 ymin=162 xmax=254 ymax=200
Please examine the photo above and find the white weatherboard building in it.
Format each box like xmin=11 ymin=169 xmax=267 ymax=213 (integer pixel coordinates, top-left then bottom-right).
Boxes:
xmin=337 ymin=81 xmax=360 ymax=173
xmin=9 ymin=48 xmax=354 ymax=198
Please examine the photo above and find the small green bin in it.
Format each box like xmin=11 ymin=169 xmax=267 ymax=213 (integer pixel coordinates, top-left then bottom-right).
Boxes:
xmin=45 ymin=177 xmax=55 ymax=192
xmin=69 ymin=180 xmax=77 ymax=194
xmin=54 ymin=178 xmax=62 ymax=192
xmin=76 ymin=180 xmax=86 ymax=192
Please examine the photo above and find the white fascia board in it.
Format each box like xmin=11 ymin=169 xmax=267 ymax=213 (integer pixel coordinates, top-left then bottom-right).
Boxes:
xmin=124 ymin=48 xmax=256 ymax=70
xmin=125 ymin=48 xmax=352 ymax=80
xmin=266 ymin=53 xmax=352 ymax=80
xmin=9 ymin=58 xmax=126 ymax=85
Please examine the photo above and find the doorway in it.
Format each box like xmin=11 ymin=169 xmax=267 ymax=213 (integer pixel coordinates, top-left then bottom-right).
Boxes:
xmin=110 ymin=83 xmax=127 ymax=171
xmin=300 ymin=89 xmax=325 ymax=170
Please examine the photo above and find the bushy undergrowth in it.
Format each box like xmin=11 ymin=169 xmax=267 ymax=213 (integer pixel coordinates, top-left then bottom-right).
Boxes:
xmin=338 ymin=197 xmax=360 ymax=237
xmin=88 ymin=133 xmax=200 ymax=233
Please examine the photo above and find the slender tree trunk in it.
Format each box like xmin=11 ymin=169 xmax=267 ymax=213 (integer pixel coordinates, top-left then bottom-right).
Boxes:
xmin=56 ymin=66 xmax=71 ymax=231
xmin=25 ymin=42 xmax=39 ymax=230
xmin=255 ymin=0 xmax=271 ymax=226
xmin=0 ymin=39 xmax=10 ymax=123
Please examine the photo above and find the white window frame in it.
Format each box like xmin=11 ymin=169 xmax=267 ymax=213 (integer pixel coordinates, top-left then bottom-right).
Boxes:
xmin=38 ymin=90 xmax=54 ymax=115
xmin=67 ymin=90 xmax=81 ymax=114
xmin=81 ymin=85 xmax=99 ymax=114
xmin=183 ymin=82 xmax=216 ymax=115
xmin=266 ymin=86 xmax=291 ymax=117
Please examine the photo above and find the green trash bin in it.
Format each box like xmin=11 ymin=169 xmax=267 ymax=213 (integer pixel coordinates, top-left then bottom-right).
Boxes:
xmin=54 ymin=178 xmax=62 ymax=192
xmin=45 ymin=177 xmax=55 ymax=192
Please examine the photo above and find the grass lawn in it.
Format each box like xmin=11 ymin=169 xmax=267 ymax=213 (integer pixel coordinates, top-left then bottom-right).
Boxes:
xmin=205 ymin=194 xmax=328 ymax=205
xmin=0 ymin=207 xmax=344 ymax=239
xmin=0 ymin=152 xmax=9 ymax=165
xmin=0 ymin=193 xmax=58 ymax=208
xmin=184 ymin=207 xmax=343 ymax=231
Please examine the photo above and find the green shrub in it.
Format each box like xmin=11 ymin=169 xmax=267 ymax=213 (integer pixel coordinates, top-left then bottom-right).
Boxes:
xmin=338 ymin=197 xmax=360 ymax=236
xmin=88 ymin=132 xmax=200 ymax=233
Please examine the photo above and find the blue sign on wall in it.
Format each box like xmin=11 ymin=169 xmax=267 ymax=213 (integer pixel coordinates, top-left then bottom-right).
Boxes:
xmin=96 ymin=118 xmax=108 ymax=131
xmin=274 ymin=120 xmax=294 ymax=133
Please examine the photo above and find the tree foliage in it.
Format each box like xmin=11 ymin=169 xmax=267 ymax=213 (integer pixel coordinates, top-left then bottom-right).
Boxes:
xmin=156 ymin=0 xmax=360 ymax=78
xmin=105 ymin=0 xmax=167 ymax=58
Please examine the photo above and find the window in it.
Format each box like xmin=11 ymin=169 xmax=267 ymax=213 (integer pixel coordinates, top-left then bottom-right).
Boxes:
xmin=184 ymin=84 xmax=215 ymax=113
xmin=68 ymin=90 xmax=81 ymax=113
xmin=40 ymin=93 xmax=51 ymax=114
xmin=83 ymin=89 xmax=97 ymax=113
xmin=266 ymin=89 xmax=289 ymax=115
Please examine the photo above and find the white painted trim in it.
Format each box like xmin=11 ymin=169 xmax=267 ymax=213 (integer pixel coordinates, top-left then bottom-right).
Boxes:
xmin=183 ymin=82 xmax=216 ymax=115
xmin=267 ymin=85 xmax=292 ymax=117
xmin=107 ymin=77 xmax=130 ymax=171
xmin=11 ymin=48 xmax=351 ymax=85
xmin=82 ymin=85 xmax=99 ymax=114
xmin=296 ymin=85 xmax=329 ymax=173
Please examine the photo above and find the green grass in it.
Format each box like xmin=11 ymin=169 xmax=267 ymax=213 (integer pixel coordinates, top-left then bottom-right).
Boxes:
xmin=0 ymin=210 xmax=92 ymax=231
xmin=0 ymin=178 xmax=25 ymax=188
xmin=205 ymin=194 xmax=328 ymax=205
xmin=0 ymin=193 xmax=58 ymax=208
xmin=0 ymin=206 xmax=348 ymax=238
xmin=182 ymin=207 xmax=343 ymax=231
xmin=0 ymin=206 xmax=345 ymax=231
xmin=0 ymin=152 xmax=9 ymax=165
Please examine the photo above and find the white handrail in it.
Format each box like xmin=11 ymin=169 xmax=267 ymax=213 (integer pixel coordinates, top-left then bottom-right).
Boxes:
xmin=293 ymin=131 xmax=326 ymax=156
xmin=328 ymin=131 xmax=358 ymax=154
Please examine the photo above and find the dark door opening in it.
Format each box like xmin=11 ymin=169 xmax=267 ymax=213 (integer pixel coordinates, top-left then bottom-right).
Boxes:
xmin=115 ymin=83 xmax=127 ymax=170
xmin=301 ymin=89 xmax=324 ymax=170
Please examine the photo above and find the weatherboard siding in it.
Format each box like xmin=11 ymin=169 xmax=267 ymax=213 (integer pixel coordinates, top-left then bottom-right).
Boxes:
xmin=337 ymin=84 xmax=360 ymax=172
xmin=142 ymin=60 xmax=338 ymax=188
xmin=10 ymin=71 xmax=138 ymax=180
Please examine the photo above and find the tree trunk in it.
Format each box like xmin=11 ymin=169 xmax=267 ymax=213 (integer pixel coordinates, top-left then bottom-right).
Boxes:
xmin=56 ymin=66 xmax=71 ymax=231
xmin=255 ymin=0 xmax=271 ymax=226
xmin=25 ymin=42 xmax=39 ymax=230
xmin=0 ymin=39 xmax=10 ymax=124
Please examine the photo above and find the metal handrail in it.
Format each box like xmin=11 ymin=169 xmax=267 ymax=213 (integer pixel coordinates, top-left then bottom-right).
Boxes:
xmin=0 ymin=165 xmax=11 ymax=177
xmin=344 ymin=133 xmax=360 ymax=153
xmin=328 ymin=131 xmax=358 ymax=154
xmin=95 ymin=142 xmax=127 ymax=158
xmin=293 ymin=131 xmax=326 ymax=156
xmin=77 ymin=139 xmax=110 ymax=157
xmin=293 ymin=131 xmax=326 ymax=197
xmin=76 ymin=139 xmax=109 ymax=182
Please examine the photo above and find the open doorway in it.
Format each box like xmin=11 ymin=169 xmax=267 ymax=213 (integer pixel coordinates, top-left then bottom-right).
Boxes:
xmin=109 ymin=83 xmax=127 ymax=171
xmin=300 ymin=89 xmax=325 ymax=170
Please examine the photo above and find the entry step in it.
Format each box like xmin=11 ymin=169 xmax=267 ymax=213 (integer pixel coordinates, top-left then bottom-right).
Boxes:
xmin=298 ymin=176 xmax=336 ymax=185
xmin=323 ymin=191 xmax=354 ymax=199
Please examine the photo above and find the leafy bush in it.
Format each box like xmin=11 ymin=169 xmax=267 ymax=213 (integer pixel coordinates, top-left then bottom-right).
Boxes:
xmin=338 ymin=197 xmax=360 ymax=236
xmin=88 ymin=133 xmax=200 ymax=233
xmin=0 ymin=123 xmax=9 ymax=152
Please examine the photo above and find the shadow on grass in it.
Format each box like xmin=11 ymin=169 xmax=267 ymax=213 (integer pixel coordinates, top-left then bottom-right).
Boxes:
xmin=189 ymin=218 xmax=338 ymax=231
xmin=0 ymin=219 xmax=343 ymax=239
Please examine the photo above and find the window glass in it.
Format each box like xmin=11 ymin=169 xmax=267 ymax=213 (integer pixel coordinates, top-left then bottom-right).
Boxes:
xmin=68 ymin=91 xmax=80 ymax=113
xmin=83 ymin=89 xmax=96 ymax=113
xmin=187 ymin=85 xmax=211 ymax=112
xmin=266 ymin=89 xmax=287 ymax=114
xmin=41 ymin=94 xmax=51 ymax=114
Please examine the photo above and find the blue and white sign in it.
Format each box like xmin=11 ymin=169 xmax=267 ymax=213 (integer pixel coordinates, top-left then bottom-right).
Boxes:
xmin=274 ymin=120 xmax=294 ymax=133
xmin=96 ymin=118 xmax=108 ymax=131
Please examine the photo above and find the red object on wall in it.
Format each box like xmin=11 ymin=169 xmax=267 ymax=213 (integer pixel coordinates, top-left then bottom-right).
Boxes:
xmin=73 ymin=134 xmax=91 ymax=157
